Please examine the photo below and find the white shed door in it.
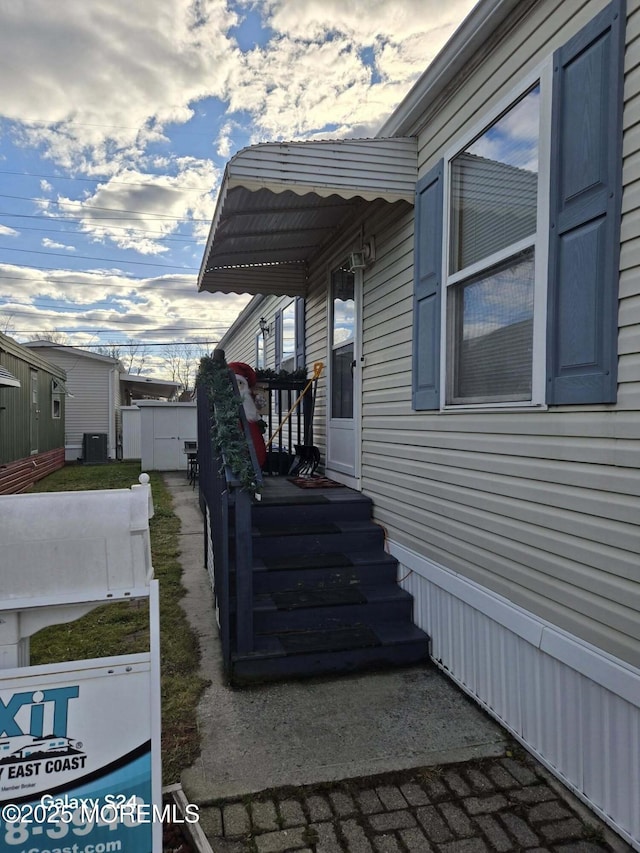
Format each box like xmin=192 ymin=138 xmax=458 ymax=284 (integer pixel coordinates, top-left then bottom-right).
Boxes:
xmin=153 ymin=408 xmax=183 ymax=469
xmin=153 ymin=407 xmax=196 ymax=470
xmin=139 ymin=403 xmax=197 ymax=471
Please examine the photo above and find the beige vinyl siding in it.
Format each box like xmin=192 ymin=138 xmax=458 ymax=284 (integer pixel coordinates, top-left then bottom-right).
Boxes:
xmin=351 ymin=0 xmax=640 ymax=668
xmin=222 ymin=295 xmax=289 ymax=368
xmin=302 ymin=200 xmax=412 ymax=461
xmin=29 ymin=347 xmax=118 ymax=459
xmin=65 ymin=361 xmax=111 ymax=451
xmin=218 ymin=0 xmax=640 ymax=666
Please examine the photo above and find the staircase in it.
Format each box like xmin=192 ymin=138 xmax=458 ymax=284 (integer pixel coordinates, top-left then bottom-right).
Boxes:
xmin=228 ymin=485 xmax=431 ymax=684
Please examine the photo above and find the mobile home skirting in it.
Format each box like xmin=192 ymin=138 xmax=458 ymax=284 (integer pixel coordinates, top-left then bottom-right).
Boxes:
xmin=0 ymin=447 xmax=65 ymax=495
xmin=394 ymin=540 xmax=640 ymax=850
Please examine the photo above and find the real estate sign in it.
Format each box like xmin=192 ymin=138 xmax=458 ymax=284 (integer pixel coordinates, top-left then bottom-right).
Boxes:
xmin=0 ymin=585 xmax=162 ymax=853
xmin=0 ymin=479 xmax=162 ymax=853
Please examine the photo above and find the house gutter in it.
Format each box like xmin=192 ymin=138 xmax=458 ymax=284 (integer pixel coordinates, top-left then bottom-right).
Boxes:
xmin=378 ymin=0 xmax=540 ymax=139
xmin=109 ymin=366 xmax=119 ymax=460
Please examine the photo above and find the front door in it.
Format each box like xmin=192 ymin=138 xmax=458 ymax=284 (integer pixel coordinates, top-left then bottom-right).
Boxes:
xmin=30 ymin=369 xmax=39 ymax=454
xmin=326 ymin=264 xmax=361 ymax=487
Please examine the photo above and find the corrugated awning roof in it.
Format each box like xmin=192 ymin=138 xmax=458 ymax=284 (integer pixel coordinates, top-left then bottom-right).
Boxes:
xmin=0 ymin=365 xmax=20 ymax=388
xmin=121 ymin=374 xmax=181 ymax=399
xmin=198 ymin=137 xmax=417 ymax=296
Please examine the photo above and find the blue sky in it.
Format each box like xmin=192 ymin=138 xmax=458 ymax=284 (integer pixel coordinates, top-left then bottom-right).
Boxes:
xmin=0 ymin=0 xmax=477 ymax=379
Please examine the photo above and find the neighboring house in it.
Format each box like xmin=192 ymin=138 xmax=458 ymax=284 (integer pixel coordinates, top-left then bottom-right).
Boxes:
xmin=0 ymin=332 xmax=66 ymax=493
xmin=25 ymin=342 xmax=181 ymax=462
xmin=199 ymin=0 xmax=640 ymax=847
xmin=25 ymin=341 xmax=123 ymax=462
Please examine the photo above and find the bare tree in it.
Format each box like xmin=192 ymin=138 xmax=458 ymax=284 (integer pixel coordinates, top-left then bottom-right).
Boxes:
xmin=88 ymin=339 xmax=149 ymax=373
xmin=91 ymin=343 xmax=123 ymax=362
xmin=1 ymin=313 xmax=16 ymax=335
xmin=27 ymin=331 xmax=70 ymax=345
xmin=162 ymin=343 xmax=207 ymax=392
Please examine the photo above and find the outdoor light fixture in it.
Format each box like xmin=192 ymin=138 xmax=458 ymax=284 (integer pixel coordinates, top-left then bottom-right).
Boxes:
xmin=348 ymin=236 xmax=376 ymax=273
xmin=259 ymin=317 xmax=270 ymax=336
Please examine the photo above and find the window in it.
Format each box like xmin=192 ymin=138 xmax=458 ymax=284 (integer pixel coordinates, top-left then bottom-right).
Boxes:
xmin=280 ymin=300 xmax=296 ymax=372
xmin=256 ymin=333 xmax=265 ymax=369
xmin=445 ymin=84 xmax=543 ymax=406
xmin=275 ymin=297 xmax=305 ymax=371
xmin=412 ymin=0 xmax=624 ymax=411
xmin=331 ymin=266 xmax=355 ymax=419
xmin=51 ymin=379 xmax=62 ymax=419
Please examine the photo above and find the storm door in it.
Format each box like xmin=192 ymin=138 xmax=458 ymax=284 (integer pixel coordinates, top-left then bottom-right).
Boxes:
xmin=326 ymin=264 xmax=361 ymax=486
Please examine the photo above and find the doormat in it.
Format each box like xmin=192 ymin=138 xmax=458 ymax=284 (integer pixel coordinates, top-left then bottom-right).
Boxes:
xmin=288 ymin=475 xmax=344 ymax=489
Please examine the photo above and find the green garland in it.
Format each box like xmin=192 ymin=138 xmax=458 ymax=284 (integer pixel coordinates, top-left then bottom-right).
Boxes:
xmin=255 ymin=366 xmax=307 ymax=382
xmin=197 ymin=354 xmax=261 ymax=493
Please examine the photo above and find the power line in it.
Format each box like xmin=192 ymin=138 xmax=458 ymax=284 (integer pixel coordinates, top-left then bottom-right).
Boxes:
xmin=2 ymin=296 xmax=228 ymax=316
xmin=0 ymin=222 xmax=202 ymax=243
xmin=15 ymin=327 xmax=224 ymax=333
xmin=0 ymin=268 xmax=201 ymax=286
xmin=2 ymin=115 xmax=217 ymax=137
xmin=3 ymin=305 xmax=231 ymax=327
xmin=0 ymin=210 xmax=210 ymax=225
xmin=20 ymin=339 xmax=220 ymax=348
xmin=0 ymin=192 xmax=212 ymax=221
xmin=0 ymin=244 xmax=199 ymax=270
xmin=0 ymin=168 xmax=212 ymax=192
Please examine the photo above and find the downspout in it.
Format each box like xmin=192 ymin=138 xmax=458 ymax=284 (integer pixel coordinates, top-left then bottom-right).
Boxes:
xmin=108 ymin=367 xmax=116 ymax=460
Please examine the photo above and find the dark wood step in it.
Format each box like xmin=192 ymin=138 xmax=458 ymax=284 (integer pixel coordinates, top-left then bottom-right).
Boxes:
xmin=230 ymin=621 xmax=431 ymax=684
xmin=253 ymin=491 xmax=373 ymax=526
xmin=253 ymin=584 xmax=413 ymax=632
xmin=252 ymin=549 xmax=399 ymax=594
xmin=251 ymin=520 xmax=384 ymax=558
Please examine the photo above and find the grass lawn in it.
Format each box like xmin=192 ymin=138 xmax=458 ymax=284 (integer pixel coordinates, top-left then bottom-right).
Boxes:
xmin=29 ymin=461 xmax=208 ymax=785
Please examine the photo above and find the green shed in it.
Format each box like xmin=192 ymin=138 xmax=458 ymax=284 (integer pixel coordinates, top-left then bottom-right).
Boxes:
xmin=0 ymin=332 xmax=66 ymax=493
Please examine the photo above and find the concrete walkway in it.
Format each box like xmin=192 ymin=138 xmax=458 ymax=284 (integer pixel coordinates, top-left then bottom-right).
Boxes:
xmin=165 ymin=473 xmax=628 ymax=853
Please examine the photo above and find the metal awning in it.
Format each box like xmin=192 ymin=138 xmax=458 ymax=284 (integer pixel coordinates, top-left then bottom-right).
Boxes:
xmin=198 ymin=137 xmax=417 ymax=296
xmin=120 ymin=374 xmax=181 ymax=399
xmin=0 ymin=365 xmax=20 ymax=388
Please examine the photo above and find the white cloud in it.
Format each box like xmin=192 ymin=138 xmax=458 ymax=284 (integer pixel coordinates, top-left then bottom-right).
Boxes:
xmin=36 ymin=160 xmax=220 ymax=253
xmin=224 ymin=0 xmax=478 ymax=140
xmin=0 ymin=264 xmax=251 ymax=347
xmin=0 ymin=0 xmax=240 ymax=170
xmin=216 ymin=121 xmax=239 ymax=158
xmin=256 ymin=0 xmax=475 ymax=43
xmin=0 ymin=0 xmax=480 ymax=372
xmin=1 ymin=0 xmax=479 ymax=172
xmin=42 ymin=238 xmax=76 ymax=251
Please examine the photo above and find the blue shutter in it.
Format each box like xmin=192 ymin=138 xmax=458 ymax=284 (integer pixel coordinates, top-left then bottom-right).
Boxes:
xmin=412 ymin=161 xmax=443 ymax=410
xmin=546 ymin=0 xmax=625 ymax=405
xmin=295 ymin=297 xmax=305 ymax=369
xmin=274 ymin=311 xmax=282 ymax=371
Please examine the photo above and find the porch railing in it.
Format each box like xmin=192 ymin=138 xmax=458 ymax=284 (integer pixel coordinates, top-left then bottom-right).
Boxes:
xmin=197 ymin=349 xmax=263 ymax=669
xmin=197 ymin=351 xmax=317 ymax=671
xmin=259 ymin=375 xmax=311 ymax=475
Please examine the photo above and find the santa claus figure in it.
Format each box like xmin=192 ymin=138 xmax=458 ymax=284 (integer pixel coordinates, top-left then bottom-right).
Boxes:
xmin=228 ymin=362 xmax=267 ymax=470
